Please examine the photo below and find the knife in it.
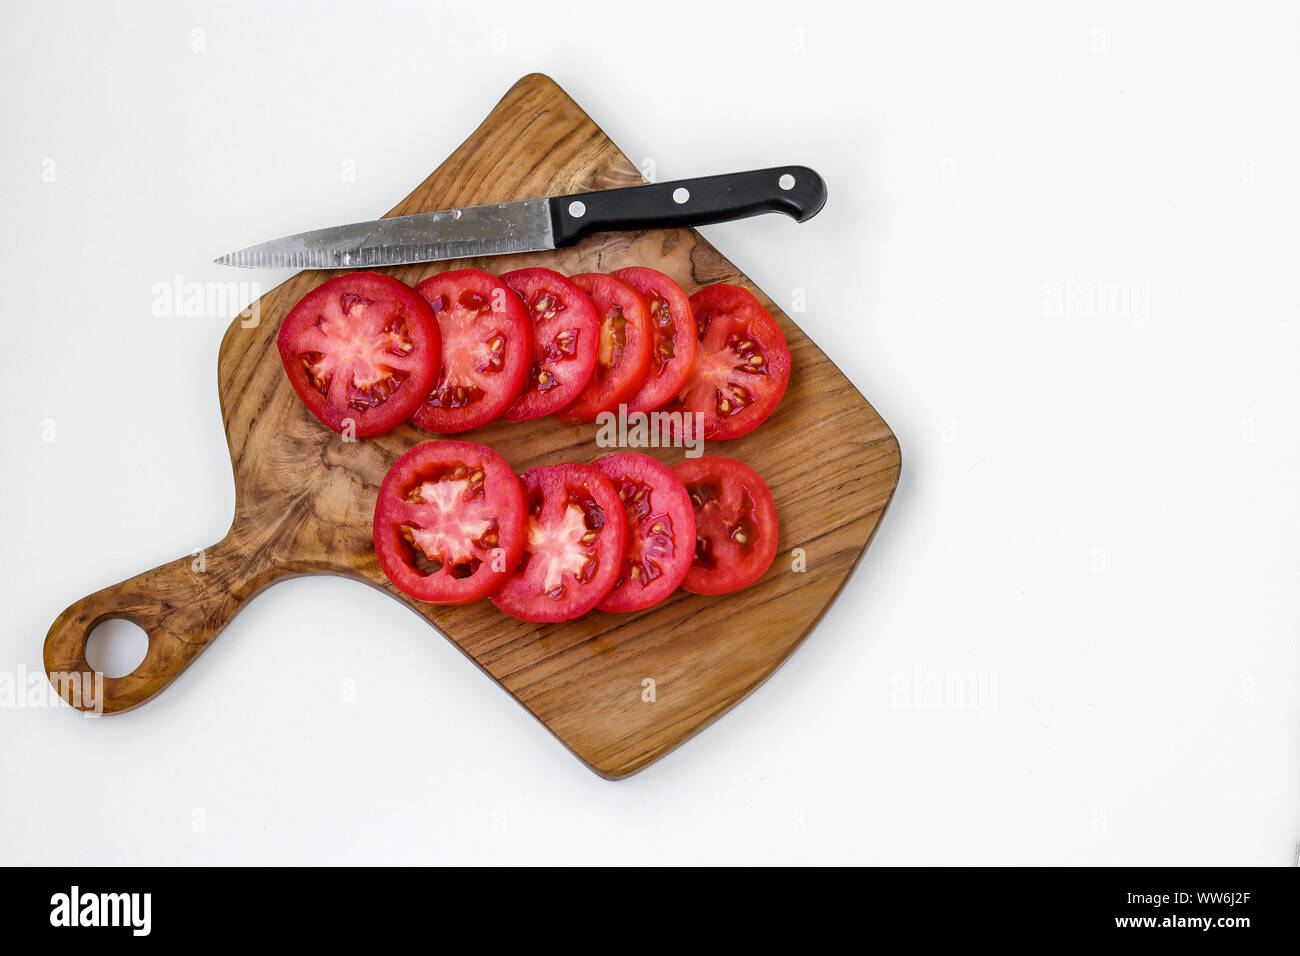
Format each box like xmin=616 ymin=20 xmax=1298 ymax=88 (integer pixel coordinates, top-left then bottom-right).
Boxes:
xmin=214 ymin=166 xmax=827 ymax=270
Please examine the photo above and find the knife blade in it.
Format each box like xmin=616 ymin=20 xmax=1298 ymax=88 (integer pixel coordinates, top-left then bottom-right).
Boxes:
xmin=215 ymin=166 xmax=827 ymax=270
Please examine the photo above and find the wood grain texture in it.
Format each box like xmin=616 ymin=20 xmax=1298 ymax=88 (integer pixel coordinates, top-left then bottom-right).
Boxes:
xmin=44 ymin=74 xmax=901 ymax=778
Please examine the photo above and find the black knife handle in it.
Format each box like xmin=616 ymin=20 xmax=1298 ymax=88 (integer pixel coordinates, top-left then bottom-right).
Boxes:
xmin=549 ymin=166 xmax=827 ymax=247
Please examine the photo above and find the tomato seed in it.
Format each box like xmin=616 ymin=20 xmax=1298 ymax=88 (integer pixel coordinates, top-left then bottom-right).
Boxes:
xmin=533 ymin=293 xmax=560 ymax=320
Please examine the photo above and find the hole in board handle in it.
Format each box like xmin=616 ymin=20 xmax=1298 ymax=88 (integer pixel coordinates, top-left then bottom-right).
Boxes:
xmin=85 ymin=619 xmax=149 ymax=679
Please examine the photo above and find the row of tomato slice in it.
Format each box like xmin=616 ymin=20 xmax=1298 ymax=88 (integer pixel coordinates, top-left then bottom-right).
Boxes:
xmin=374 ymin=441 xmax=778 ymax=621
xmin=276 ymin=266 xmax=791 ymax=439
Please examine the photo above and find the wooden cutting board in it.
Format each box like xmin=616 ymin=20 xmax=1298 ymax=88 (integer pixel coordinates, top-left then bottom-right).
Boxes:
xmin=44 ymin=74 xmax=901 ymax=778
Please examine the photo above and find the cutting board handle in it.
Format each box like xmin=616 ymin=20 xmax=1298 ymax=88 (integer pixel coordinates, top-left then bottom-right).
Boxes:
xmin=43 ymin=534 xmax=287 ymax=715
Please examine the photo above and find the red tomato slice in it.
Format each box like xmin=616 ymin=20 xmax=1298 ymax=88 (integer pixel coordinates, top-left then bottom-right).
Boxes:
xmin=410 ymin=269 xmax=534 ymax=433
xmin=500 ymin=268 xmax=599 ymax=422
xmin=592 ymin=453 xmax=696 ymax=613
xmin=672 ymin=456 xmax=779 ymax=595
xmin=373 ymin=440 xmax=527 ymax=605
xmin=611 ymin=267 xmax=697 ymax=414
xmin=490 ymin=463 xmax=627 ymax=622
xmin=557 ymin=273 xmax=652 ymax=423
xmin=662 ymin=284 xmax=791 ymax=441
xmin=277 ymin=272 xmax=440 ymax=437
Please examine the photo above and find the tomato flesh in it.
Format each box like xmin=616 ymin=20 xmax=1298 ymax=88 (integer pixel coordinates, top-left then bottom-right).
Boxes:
xmin=557 ymin=273 xmax=652 ymax=423
xmin=592 ymin=453 xmax=695 ymax=613
xmin=373 ymin=440 xmax=526 ymax=604
xmin=501 ymin=268 xmax=599 ymax=421
xmin=278 ymin=272 xmax=439 ymax=437
xmin=663 ymin=284 xmax=791 ymax=441
xmin=672 ymin=456 xmax=778 ymax=595
xmin=611 ymin=267 xmax=697 ymax=414
xmin=411 ymin=269 xmax=534 ymax=433
xmin=490 ymin=463 xmax=627 ymax=622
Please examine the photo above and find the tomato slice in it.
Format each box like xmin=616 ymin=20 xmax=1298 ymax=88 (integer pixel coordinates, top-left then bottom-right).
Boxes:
xmin=557 ymin=273 xmax=652 ymax=423
xmin=277 ymin=272 xmax=440 ymax=437
xmin=611 ymin=267 xmax=697 ymax=414
xmin=410 ymin=269 xmax=534 ymax=434
xmin=500 ymin=268 xmax=599 ymax=422
xmin=672 ymin=456 xmax=778 ymax=595
xmin=592 ymin=453 xmax=696 ymax=613
xmin=662 ymin=284 xmax=791 ymax=441
xmin=490 ymin=463 xmax=627 ymax=622
xmin=373 ymin=440 xmax=527 ymax=604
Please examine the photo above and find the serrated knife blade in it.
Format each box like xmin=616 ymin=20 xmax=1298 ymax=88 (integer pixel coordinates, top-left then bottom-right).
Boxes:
xmin=214 ymin=198 xmax=554 ymax=270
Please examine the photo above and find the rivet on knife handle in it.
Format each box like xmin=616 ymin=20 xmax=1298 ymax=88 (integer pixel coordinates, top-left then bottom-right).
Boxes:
xmin=549 ymin=166 xmax=828 ymax=247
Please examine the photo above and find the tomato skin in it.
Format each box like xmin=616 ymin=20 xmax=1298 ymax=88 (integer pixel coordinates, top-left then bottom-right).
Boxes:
xmin=490 ymin=463 xmax=628 ymax=622
xmin=277 ymin=272 xmax=440 ymax=437
xmin=611 ymin=267 xmax=697 ymax=414
xmin=373 ymin=440 xmax=526 ymax=605
xmin=592 ymin=453 xmax=696 ymax=613
xmin=663 ymin=283 xmax=791 ymax=441
xmin=672 ymin=456 xmax=779 ymax=595
xmin=410 ymin=268 xmax=534 ymax=434
xmin=500 ymin=268 xmax=600 ymax=422
xmin=557 ymin=273 xmax=653 ymax=423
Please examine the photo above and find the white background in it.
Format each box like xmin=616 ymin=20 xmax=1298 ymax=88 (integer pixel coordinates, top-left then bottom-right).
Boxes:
xmin=2 ymin=0 xmax=1297 ymax=865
